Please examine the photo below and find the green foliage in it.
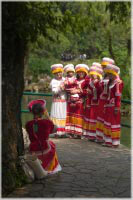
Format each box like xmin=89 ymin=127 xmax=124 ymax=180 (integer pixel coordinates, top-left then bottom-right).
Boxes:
xmin=106 ymin=2 xmax=131 ymax=23
xmin=3 ymin=1 xmax=131 ymax=99
xmin=28 ymin=54 xmax=61 ymax=80
xmin=25 ymin=1 xmax=131 ymax=100
xmin=122 ymin=74 xmax=131 ymax=99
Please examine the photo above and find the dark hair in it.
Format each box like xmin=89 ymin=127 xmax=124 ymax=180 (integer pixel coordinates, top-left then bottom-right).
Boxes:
xmin=32 ymin=103 xmax=44 ymax=115
xmin=76 ymin=72 xmax=86 ymax=79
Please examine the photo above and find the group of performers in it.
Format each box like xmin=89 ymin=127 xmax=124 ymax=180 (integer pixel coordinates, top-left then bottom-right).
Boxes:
xmin=24 ymin=56 xmax=123 ymax=178
xmin=50 ymin=57 xmax=124 ymax=148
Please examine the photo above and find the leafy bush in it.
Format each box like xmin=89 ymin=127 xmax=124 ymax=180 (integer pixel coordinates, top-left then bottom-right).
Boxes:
xmin=122 ymin=74 xmax=131 ymax=99
xmin=28 ymin=54 xmax=61 ymax=80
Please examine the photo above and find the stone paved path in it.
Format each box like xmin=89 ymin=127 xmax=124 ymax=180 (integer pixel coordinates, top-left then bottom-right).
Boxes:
xmin=8 ymin=138 xmax=131 ymax=198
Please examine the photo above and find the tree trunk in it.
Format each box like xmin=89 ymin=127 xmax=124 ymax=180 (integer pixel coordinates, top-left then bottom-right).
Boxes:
xmin=2 ymin=3 xmax=27 ymax=195
xmin=108 ymin=32 xmax=116 ymax=62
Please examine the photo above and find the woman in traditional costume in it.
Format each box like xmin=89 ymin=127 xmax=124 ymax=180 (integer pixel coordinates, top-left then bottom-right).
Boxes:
xmin=102 ymin=64 xmax=123 ymax=147
xmin=25 ymin=99 xmax=62 ymax=175
xmin=65 ymin=64 xmax=89 ymax=139
xmin=82 ymin=63 xmax=103 ymax=141
xmin=95 ymin=58 xmax=115 ymax=143
xmin=50 ymin=64 xmax=67 ymax=137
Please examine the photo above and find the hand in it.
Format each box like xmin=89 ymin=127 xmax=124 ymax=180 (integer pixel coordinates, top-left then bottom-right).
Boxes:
xmin=117 ymin=79 xmax=122 ymax=84
xmin=60 ymin=84 xmax=65 ymax=90
xmin=64 ymin=80 xmax=68 ymax=85
xmin=103 ymin=108 xmax=106 ymax=114
xmin=86 ymin=88 xmax=91 ymax=94
xmin=114 ymin=107 xmax=120 ymax=115
xmin=31 ymin=152 xmax=36 ymax=156
xmin=93 ymin=79 xmax=98 ymax=83
xmin=70 ymin=89 xmax=80 ymax=94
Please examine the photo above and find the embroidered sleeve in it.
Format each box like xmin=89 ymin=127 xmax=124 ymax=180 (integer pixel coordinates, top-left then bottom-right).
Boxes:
xmin=115 ymin=81 xmax=124 ymax=108
xmin=79 ymin=80 xmax=88 ymax=97
xmin=50 ymin=79 xmax=61 ymax=94
xmin=81 ymin=78 xmax=89 ymax=89
xmin=94 ymin=81 xmax=103 ymax=93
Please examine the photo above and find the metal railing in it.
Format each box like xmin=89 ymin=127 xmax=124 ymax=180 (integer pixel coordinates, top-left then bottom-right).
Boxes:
xmin=21 ymin=92 xmax=131 ymax=128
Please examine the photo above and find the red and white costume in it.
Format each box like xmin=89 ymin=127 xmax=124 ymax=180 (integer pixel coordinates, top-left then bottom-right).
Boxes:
xmin=50 ymin=64 xmax=67 ymax=136
xmin=26 ymin=99 xmax=62 ymax=174
xmin=65 ymin=64 xmax=89 ymax=137
xmin=96 ymin=58 xmax=115 ymax=142
xmin=63 ymin=64 xmax=80 ymax=107
xmin=82 ymin=64 xmax=103 ymax=140
xmin=103 ymin=64 xmax=124 ymax=146
xmin=95 ymin=78 xmax=109 ymax=141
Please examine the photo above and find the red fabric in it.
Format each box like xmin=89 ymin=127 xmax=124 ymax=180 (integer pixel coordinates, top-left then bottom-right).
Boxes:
xmin=64 ymin=77 xmax=80 ymax=104
xmin=104 ymin=107 xmax=121 ymax=130
xmin=81 ymin=77 xmax=91 ymax=97
xmin=65 ymin=77 xmax=78 ymax=91
xmin=95 ymin=81 xmax=107 ymax=118
xmin=25 ymin=119 xmax=54 ymax=151
xmin=115 ymin=81 xmax=124 ymax=107
xmin=28 ymin=99 xmax=46 ymax=112
xmin=82 ymin=79 xmax=101 ymax=116
xmin=81 ymin=79 xmax=102 ymax=139
xmin=105 ymin=79 xmax=124 ymax=108
xmin=102 ymin=79 xmax=124 ymax=145
xmin=38 ymin=140 xmax=56 ymax=169
xmin=65 ymin=77 xmax=85 ymax=136
xmin=103 ymin=106 xmax=121 ymax=143
xmin=25 ymin=119 xmax=60 ymax=171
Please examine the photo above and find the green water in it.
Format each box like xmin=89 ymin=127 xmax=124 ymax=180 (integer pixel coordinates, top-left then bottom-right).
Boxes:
xmin=121 ymin=117 xmax=131 ymax=148
xmin=21 ymin=95 xmax=52 ymax=127
xmin=21 ymin=95 xmax=131 ymax=149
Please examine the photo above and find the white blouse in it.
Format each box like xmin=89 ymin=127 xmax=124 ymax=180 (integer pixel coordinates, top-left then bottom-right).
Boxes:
xmin=50 ymin=78 xmax=66 ymax=100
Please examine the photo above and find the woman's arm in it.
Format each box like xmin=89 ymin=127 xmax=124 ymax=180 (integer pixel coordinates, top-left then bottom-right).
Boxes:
xmin=50 ymin=79 xmax=61 ymax=94
xmin=114 ymin=81 xmax=124 ymax=114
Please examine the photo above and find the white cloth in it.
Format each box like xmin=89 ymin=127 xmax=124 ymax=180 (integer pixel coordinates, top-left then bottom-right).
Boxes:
xmin=50 ymin=78 xmax=67 ymax=135
xmin=50 ymin=101 xmax=66 ymax=119
xmin=50 ymin=78 xmax=66 ymax=99
xmin=22 ymin=128 xmax=30 ymax=151
xmin=20 ymin=154 xmax=48 ymax=179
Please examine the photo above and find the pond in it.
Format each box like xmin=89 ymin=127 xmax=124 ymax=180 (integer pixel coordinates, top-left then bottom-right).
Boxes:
xmin=21 ymin=95 xmax=131 ymax=149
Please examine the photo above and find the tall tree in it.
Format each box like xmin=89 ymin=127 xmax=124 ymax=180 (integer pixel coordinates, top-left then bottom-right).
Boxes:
xmin=2 ymin=2 xmax=69 ymax=195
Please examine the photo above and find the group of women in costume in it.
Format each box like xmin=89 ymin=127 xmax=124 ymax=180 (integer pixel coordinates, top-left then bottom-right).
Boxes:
xmin=50 ymin=57 xmax=123 ymax=148
xmin=25 ymin=56 xmax=123 ymax=178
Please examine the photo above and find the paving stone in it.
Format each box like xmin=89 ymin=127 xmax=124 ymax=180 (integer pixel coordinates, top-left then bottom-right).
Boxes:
xmin=116 ymin=188 xmax=131 ymax=198
xmin=75 ymin=192 xmax=101 ymax=198
xmin=54 ymin=192 xmax=72 ymax=197
xmin=40 ymin=191 xmax=56 ymax=197
xmin=8 ymin=188 xmax=29 ymax=197
xmin=24 ymin=183 xmax=44 ymax=192
xmin=98 ymin=187 xmax=114 ymax=196
xmin=28 ymin=191 xmax=43 ymax=197
xmin=68 ymin=190 xmax=81 ymax=196
xmin=43 ymin=184 xmax=72 ymax=193
xmin=113 ymin=184 xmax=131 ymax=195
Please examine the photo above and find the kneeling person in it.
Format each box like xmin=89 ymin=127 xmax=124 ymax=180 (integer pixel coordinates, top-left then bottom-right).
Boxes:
xmin=25 ymin=99 xmax=62 ymax=176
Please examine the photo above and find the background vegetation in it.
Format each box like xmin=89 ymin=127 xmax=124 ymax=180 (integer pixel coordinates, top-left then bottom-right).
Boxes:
xmin=26 ymin=2 xmax=131 ymax=99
